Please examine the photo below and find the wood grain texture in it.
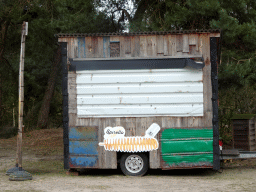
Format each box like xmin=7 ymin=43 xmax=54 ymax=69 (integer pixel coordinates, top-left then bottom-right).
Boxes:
xmin=97 ymin=37 xmax=104 ymax=58
xmin=67 ymin=38 xmax=71 ymax=58
xmin=78 ymin=37 xmax=86 ymax=58
xmin=146 ymin=36 xmax=153 ymax=57
xmin=188 ymin=117 xmax=199 ymax=127
xmin=157 ymin=35 xmax=164 ymax=54
xmin=74 ymin=38 xmax=78 ymax=58
xmin=68 ymin=71 xmax=77 ymax=122
xmin=131 ymin=36 xmax=140 ymax=57
xmin=135 ymin=117 xmax=147 ymax=137
xmin=125 ymin=117 xmax=136 ymax=136
xmin=70 ymin=38 xmax=75 ymax=58
xmin=139 ymin=36 xmax=147 ymax=57
xmin=58 ymin=37 xmax=68 ymax=42
xmin=69 ymin=113 xmax=77 ymax=127
xmin=198 ymin=116 xmax=204 ymax=127
xmin=124 ymin=36 xmax=131 ymax=56
xmin=148 ymin=117 xmax=162 ymax=169
xmin=169 ymin=35 xmax=176 ymax=56
xmin=200 ymin=34 xmax=212 ymax=127
xmin=85 ymin=37 xmax=93 ymax=58
xmin=164 ymin=35 xmax=169 ymax=56
xmin=189 ymin=45 xmax=197 ymax=55
xmin=182 ymin=34 xmax=189 ymax=53
xmin=204 ymin=111 xmax=213 ymax=127
xmin=119 ymin=36 xmax=125 ymax=57
xmin=189 ymin=34 xmax=199 ymax=51
xmin=176 ymin=35 xmax=183 ymax=52
xmin=92 ymin=37 xmax=98 ymax=58
xmin=209 ymin=33 xmax=221 ymax=37
xmin=189 ymin=34 xmax=197 ymax=45
xmin=103 ymin=36 xmax=110 ymax=58
xmin=73 ymin=55 xmax=203 ymax=61
xmin=110 ymin=36 xmax=120 ymax=42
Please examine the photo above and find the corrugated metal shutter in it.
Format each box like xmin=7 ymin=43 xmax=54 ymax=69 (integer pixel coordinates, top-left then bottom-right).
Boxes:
xmin=76 ymin=68 xmax=203 ymax=117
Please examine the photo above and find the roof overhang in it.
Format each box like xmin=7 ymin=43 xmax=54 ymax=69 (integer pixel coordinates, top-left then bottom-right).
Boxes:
xmin=69 ymin=56 xmax=204 ymax=71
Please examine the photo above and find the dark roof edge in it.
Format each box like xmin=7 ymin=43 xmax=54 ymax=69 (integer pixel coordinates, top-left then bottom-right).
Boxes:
xmin=56 ymin=29 xmax=221 ymax=38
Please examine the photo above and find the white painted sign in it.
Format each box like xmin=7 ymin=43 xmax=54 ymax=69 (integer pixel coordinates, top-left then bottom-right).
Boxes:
xmin=103 ymin=126 xmax=125 ymax=139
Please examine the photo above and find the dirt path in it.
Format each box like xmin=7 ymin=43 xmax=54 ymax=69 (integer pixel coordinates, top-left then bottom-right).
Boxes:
xmin=1 ymin=128 xmax=256 ymax=192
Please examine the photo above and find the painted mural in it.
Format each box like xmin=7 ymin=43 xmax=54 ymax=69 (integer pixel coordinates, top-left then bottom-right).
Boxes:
xmin=99 ymin=123 xmax=161 ymax=152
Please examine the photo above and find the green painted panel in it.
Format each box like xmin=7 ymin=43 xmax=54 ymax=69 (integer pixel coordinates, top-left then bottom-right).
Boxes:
xmin=161 ymin=128 xmax=213 ymax=166
xmin=161 ymin=128 xmax=213 ymax=140
xmin=161 ymin=140 xmax=213 ymax=154
xmin=162 ymin=154 xmax=213 ymax=165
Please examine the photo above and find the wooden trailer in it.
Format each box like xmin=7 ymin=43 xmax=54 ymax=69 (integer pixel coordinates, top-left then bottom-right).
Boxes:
xmin=57 ymin=30 xmax=221 ymax=176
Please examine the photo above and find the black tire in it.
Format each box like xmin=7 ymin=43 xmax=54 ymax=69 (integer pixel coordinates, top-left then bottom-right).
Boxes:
xmin=120 ymin=153 xmax=148 ymax=176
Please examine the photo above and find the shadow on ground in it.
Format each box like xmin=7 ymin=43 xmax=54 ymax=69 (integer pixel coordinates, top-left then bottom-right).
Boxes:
xmin=78 ymin=167 xmax=217 ymax=177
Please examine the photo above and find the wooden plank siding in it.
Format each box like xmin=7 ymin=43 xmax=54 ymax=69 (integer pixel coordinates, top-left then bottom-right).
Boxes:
xmin=60 ymin=32 xmax=219 ymax=169
xmin=85 ymin=37 xmax=93 ymax=58
xmin=103 ymin=36 xmax=110 ymax=58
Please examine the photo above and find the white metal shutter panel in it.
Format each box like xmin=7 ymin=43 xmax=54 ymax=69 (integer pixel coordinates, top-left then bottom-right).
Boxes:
xmin=76 ymin=68 xmax=203 ymax=117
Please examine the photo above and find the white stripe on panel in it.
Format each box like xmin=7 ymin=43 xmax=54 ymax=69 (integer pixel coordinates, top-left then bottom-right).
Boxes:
xmin=77 ymin=93 xmax=203 ymax=105
xmin=77 ymin=104 xmax=203 ymax=117
xmin=76 ymin=68 xmax=202 ymax=74
xmin=76 ymin=71 xmax=203 ymax=84
xmin=77 ymin=82 xmax=203 ymax=94
xmin=76 ymin=68 xmax=204 ymax=117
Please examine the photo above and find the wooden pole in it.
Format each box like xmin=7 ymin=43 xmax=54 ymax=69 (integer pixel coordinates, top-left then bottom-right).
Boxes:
xmin=16 ymin=21 xmax=28 ymax=171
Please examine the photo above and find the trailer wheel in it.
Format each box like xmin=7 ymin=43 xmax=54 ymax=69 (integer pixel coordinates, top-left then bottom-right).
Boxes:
xmin=120 ymin=153 xmax=148 ymax=176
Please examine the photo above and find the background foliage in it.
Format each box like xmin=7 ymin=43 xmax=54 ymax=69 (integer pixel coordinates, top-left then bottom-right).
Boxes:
xmin=1 ymin=0 xmax=256 ymax=144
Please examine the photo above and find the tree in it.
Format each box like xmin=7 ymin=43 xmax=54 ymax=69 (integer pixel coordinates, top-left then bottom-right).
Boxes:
xmin=101 ymin=0 xmax=256 ymax=144
xmin=0 ymin=0 xmax=119 ymax=131
xmin=0 ymin=0 xmax=31 ymax=127
xmin=35 ymin=0 xmax=119 ymax=129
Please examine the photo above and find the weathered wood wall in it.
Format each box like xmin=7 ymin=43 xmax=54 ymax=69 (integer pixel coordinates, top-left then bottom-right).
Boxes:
xmin=59 ymin=32 xmax=220 ymax=169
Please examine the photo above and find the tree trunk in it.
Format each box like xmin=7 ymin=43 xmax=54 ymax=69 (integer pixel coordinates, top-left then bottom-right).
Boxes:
xmin=0 ymin=20 xmax=11 ymax=125
xmin=0 ymin=73 xmax=2 ymax=126
xmin=37 ymin=45 xmax=62 ymax=129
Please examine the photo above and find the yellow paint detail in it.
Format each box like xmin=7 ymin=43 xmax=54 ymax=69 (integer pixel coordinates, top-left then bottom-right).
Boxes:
xmin=100 ymin=137 xmax=158 ymax=152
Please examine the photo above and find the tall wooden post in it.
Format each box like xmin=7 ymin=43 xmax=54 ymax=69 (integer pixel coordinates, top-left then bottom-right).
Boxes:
xmin=16 ymin=21 xmax=28 ymax=171
xmin=8 ymin=21 xmax=32 ymax=181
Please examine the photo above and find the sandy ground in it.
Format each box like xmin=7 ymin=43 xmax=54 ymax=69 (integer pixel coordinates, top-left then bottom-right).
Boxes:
xmin=1 ymin=128 xmax=256 ymax=192
xmin=1 ymin=167 xmax=256 ymax=192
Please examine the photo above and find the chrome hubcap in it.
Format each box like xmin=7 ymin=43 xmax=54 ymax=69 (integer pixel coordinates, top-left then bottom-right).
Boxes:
xmin=125 ymin=155 xmax=143 ymax=173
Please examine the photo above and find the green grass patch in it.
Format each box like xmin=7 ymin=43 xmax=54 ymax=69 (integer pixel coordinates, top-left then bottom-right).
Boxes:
xmin=22 ymin=159 xmax=66 ymax=176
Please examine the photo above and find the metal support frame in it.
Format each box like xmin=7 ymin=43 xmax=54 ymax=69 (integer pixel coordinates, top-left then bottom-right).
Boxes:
xmin=60 ymin=42 xmax=69 ymax=169
xmin=210 ymin=37 xmax=220 ymax=170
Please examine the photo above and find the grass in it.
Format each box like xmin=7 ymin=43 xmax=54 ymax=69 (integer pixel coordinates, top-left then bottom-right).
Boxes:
xmin=0 ymin=128 xmax=66 ymax=176
xmin=22 ymin=159 xmax=66 ymax=176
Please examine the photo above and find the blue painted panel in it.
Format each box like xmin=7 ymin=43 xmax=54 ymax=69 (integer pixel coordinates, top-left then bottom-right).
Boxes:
xmin=69 ymin=156 xmax=98 ymax=168
xmin=69 ymin=127 xmax=98 ymax=140
xmin=69 ymin=141 xmax=98 ymax=155
xmin=78 ymin=37 xmax=86 ymax=58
